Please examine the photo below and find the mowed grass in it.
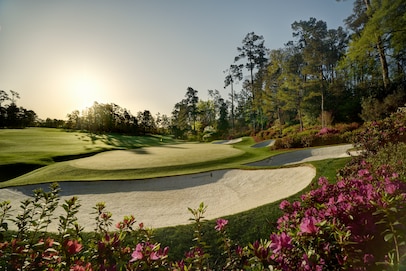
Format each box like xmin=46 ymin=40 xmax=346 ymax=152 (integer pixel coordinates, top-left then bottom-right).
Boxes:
xmin=0 ymin=128 xmax=109 ymax=165
xmin=0 ymin=128 xmax=179 ymax=166
xmin=0 ymin=128 xmax=274 ymax=187
xmin=0 ymin=127 xmax=178 ymax=183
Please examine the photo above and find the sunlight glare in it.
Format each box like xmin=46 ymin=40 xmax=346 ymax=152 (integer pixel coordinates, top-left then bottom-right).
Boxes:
xmin=71 ymin=73 xmax=102 ymax=110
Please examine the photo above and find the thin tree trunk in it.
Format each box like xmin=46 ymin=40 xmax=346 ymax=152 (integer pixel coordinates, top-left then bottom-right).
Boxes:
xmin=376 ymin=35 xmax=390 ymax=91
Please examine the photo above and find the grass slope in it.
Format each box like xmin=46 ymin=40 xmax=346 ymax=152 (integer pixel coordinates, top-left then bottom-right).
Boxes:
xmin=0 ymin=128 xmax=276 ymax=187
xmin=0 ymin=128 xmax=178 ymax=183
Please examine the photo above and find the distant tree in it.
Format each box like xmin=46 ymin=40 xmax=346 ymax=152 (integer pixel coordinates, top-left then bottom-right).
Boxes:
xmin=224 ymin=64 xmax=243 ymax=129
xmin=207 ymin=89 xmax=230 ymax=133
xmin=9 ymin=90 xmax=20 ymax=105
xmin=216 ymin=96 xmax=229 ymax=135
xmin=291 ymin=18 xmax=349 ymax=127
xmin=234 ymin=32 xmax=269 ymax=99
xmin=66 ymin=110 xmax=81 ymax=130
xmin=0 ymin=90 xmax=10 ymax=127
xmin=233 ymin=32 xmax=269 ymax=131
xmin=197 ymin=99 xmax=216 ymax=132
xmin=21 ymin=109 xmax=37 ymax=127
xmin=155 ymin=112 xmax=170 ymax=135
xmin=67 ymin=102 xmax=140 ymax=134
xmin=184 ymin=87 xmax=199 ymax=133
xmin=264 ymin=49 xmax=285 ymax=126
xmin=137 ymin=110 xmax=156 ymax=135
xmin=278 ymin=43 xmax=307 ymax=130
xmin=171 ymin=100 xmax=189 ymax=138
xmin=43 ymin=118 xmax=64 ymax=128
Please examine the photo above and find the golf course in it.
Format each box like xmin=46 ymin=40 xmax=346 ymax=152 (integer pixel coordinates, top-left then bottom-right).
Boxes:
xmin=0 ymin=127 xmax=354 ymax=231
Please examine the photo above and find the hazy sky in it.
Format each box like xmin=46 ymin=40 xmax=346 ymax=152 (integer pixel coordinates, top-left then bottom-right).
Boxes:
xmin=0 ymin=0 xmax=354 ymax=120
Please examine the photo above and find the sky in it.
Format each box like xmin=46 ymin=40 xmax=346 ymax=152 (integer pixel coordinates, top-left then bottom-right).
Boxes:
xmin=0 ymin=0 xmax=354 ymax=120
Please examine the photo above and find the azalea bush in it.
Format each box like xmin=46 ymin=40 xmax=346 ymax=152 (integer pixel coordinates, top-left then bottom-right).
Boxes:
xmin=353 ymin=110 xmax=406 ymax=156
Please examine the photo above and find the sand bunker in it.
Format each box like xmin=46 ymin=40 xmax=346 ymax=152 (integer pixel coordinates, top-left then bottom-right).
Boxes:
xmin=0 ymin=167 xmax=314 ymax=231
xmin=212 ymin=138 xmax=243 ymax=145
xmin=249 ymin=144 xmax=354 ymax=166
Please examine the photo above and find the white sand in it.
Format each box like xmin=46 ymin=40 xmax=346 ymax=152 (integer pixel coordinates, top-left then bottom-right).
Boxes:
xmin=0 ymin=167 xmax=314 ymax=231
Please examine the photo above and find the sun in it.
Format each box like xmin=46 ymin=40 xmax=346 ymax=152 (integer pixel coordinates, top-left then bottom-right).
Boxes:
xmin=71 ymin=73 xmax=102 ymax=110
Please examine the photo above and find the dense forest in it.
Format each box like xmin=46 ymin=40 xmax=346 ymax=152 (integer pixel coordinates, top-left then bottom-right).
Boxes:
xmin=2 ymin=0 xmax=405 ymax=140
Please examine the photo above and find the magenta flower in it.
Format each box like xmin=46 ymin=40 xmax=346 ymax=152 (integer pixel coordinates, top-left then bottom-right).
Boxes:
xmin=385 ymin=181 xmax=397 ymax=194
xmin=65 ymin=239 xmax=83 ymax=255
xmin=130 ymin=242 xmax=168 ymax=263
xmin=270 ymin=232 xmax=292 ymax=254
xmin=215 ymin=218 xmax=228 ymax=231
xmin=299 ymin=217 xmax=319 ymax=234
xmin=130 ymin=243 xmax=144 ymax=262
xmin=279 ymin=200 xmax=290 ymax=210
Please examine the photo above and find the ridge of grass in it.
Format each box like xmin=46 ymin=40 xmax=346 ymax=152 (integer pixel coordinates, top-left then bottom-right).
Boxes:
xmin=0 ymin=131 xmax=282 ymax=187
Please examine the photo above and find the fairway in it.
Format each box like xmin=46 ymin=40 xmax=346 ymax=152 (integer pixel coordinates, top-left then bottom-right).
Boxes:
xmin=0 ymin=128 xmax=115 ymax=165
xmin=71 ymin=143 xmax=244 ymax=170
xmin=0 ymin=128 xmax=178 ymax=166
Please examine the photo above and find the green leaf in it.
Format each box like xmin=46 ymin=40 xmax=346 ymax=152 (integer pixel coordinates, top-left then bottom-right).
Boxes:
xmin=384 ymin=233 xmax=394 ymax=242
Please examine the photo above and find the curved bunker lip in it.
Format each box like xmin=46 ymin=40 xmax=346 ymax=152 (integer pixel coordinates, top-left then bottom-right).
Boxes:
xmin=248 ymin=144 xmax=354 ymax=166
xmin=0 ymin=167 xmax=315 ymax=231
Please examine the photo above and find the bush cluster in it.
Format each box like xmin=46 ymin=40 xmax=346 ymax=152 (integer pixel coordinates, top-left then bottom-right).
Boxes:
xmin=258 ymin=122 xmax=360 ymax=150
xmin=0 ymin=111 xmax=405 ymax=270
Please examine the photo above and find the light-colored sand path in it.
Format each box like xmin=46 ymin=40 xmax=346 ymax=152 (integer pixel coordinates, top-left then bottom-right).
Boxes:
xmin=248 ymin=144 xmax=355 ymax=166
xmin=0 ymin=167 xmax=314 ymax=231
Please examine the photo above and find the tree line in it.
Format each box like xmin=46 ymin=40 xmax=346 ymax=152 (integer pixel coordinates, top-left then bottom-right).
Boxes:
xmin=171 ymin=0 xmax=406 ymax=139
xmin=0 ymin=90 xmax=37 ymax=128
xmin=65 ymin=102 xmax=171 ymax=135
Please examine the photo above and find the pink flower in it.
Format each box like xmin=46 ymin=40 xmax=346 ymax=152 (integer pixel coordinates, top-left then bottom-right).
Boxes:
xmin=299 ymin=217 xmax=319 ymax=234
xmin=215 ymin=218 xmax=228 ymax=231
xmin=66 ymin=239 xmax=83 ymax=255
xmin=363 ymin=253 xmax=374 ymax=264
xmin=235 ymin=245 xmax=243 ymax=257
xmin=279 ymin=200 xmax=290 ymax=210
xmin=130 ymin=243 xmax=144 ymax=262
xmin=385 ymin=181 xmax=397 ymax=194
xmin=270 ymin=232 xmax=292 ymax=254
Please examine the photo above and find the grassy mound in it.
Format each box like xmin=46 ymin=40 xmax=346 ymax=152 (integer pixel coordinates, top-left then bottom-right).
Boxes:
xmin=0 ymin=128 xmax=274 ymax=187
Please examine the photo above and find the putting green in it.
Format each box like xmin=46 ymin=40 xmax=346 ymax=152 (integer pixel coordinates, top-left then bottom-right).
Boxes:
xmin=71 ymin=143 xmax=244 ymax=170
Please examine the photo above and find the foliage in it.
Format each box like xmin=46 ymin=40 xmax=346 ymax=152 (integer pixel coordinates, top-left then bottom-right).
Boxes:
xmin=66 ymin=102 xmax=159 ymax=135
xmin=271 ymin=124 xmax=354 ymax=150
xmin=0 ymin=90 xmax=37 ymax=128
xmin=352 ymin=110 xmax=406 ymax=156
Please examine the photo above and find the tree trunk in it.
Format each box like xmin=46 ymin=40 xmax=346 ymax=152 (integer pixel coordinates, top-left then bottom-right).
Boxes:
xmin=376 ymin=35 xmax=390 ymax=91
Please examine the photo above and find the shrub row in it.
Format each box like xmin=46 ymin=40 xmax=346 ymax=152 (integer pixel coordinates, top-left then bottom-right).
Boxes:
xmin=256 ymin=122 xmax=360 ymax=149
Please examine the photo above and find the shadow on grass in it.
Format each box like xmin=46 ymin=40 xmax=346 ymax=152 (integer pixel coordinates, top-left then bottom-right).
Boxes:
xmin=79 ymin=133 xmax=179 ymax=149
xmin=9 ymin=170 xmax=226 ymax=196
xmin=52 ymin=149 xmax=112 ymax=162
xmin=0 ymin=164 xmax=44 ymax=182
